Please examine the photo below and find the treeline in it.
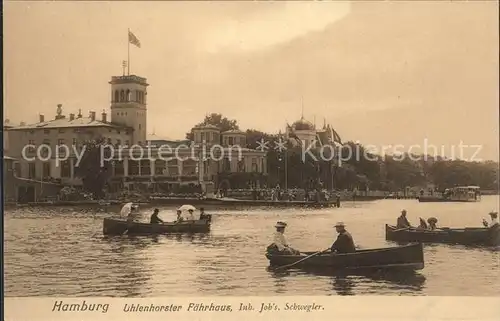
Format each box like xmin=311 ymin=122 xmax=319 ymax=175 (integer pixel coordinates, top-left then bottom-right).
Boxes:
xmin=190 ymin=113 xmax=499 ymax=191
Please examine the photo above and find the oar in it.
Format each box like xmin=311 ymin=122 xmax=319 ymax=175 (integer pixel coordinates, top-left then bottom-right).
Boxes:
xmin=274 ymin=249 xmax=329 ymax=270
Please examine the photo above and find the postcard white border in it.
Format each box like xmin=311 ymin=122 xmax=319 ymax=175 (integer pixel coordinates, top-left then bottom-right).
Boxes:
xmin=4 ymin=297 xmax=500 ymax=321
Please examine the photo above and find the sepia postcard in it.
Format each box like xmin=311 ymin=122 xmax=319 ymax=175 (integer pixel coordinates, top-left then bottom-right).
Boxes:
xmin=2 ymin=0 xmax=499 ymax=320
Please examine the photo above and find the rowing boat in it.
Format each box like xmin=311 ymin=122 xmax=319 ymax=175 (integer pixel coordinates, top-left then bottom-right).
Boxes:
xmin=102 ymin=217 xmax=211 ymax=236
xmin=385 ymin=224 xmax=500 ymax=246
xmin=265 ymin=243 xmax=424 ymax=271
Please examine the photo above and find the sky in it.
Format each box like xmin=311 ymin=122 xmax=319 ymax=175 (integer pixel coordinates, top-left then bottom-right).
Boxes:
xmin=4 ymin=1 xmax=499 ymax=161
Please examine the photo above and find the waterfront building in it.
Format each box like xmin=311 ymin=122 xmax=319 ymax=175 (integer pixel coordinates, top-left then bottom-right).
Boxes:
xmin=6 ymin=72 xmax=267 ymax=195
xmin=285 ymin=116 xmax=342 ymax=149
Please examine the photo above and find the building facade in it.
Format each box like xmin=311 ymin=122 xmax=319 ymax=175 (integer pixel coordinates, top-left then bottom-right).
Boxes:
xmin=286 ymin=116 xmax=342 ymax=148
xmin=6 ymin=73 xmax=267 ymax=193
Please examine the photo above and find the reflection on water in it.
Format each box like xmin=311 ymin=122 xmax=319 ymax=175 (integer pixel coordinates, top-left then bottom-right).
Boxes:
xmin=4 ymin=196 xmax=500 ymax=296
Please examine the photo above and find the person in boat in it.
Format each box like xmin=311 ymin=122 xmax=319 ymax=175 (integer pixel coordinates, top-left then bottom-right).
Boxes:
xmin=267 ymin=221 xmax=300 ymax=255
xmin=483 ymin=211 xmax=499 ymax=227
xmin=175 ymin=210 xmax=184 ymax=223
xmin=199 ymin=207 xmax=211 ymax=221
xmin=150 ymin=208 xmax=164 ymax=224
xmin=187 ymin=209 xmax=195 ymax=221
xmin=330 ymin=222 xmax=356 ymax=254
xmin=396 ymin=209 xmax=412 ymax=229
xmin=418 ymin=217 xmax=428 ymax=229
xmin=126 ymin=205 xmax=139 ymax=223
xmin=427 ymin=217 xmax=438 ymax=230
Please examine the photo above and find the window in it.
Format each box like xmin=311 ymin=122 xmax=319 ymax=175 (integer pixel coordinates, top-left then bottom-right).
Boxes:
xmin=114 ymin=161 xmax=125 ymax=176
xmin=44 ymin=129 xmax=50 ymax=134
xmin=58 ymin=129 xmax=65 ymax=133
xmin=61 ymin=160 xmax=71 ymax=178
xmin=223 ymin=158 xmax=231 ymax=172
xmin=42 ymin=139 xmax=50 ymax=146
xmin=126 ymin=89 xmax=131 ymax=101
xmin=201 ymin=132 xmax=205 ymax=142
xmin=120 ymin=90 xmax=125 ymax=102
xmin=140 ymin=160 xmax=151 ymax=175
xmin=14 ymin=162 xmax=21 ymax=177
xmin=228 ymin=137 xmax=234 ymax=145
xmin=252 ymin=158 xmax=258 ymax=172
xmin=43 ymin=162 xmax=51 ymax=177
xmin=29 ymin=130 xmax=35 ymax=135
xmin=28 ymin=163 xmax=36 ymax=179
xmin=129 ymin=160 xmax=139 ymax=176
xmin=28 ymin=139 xmax=35 ymax=145
xmin=114 ymin=90 xmax=119 ymax=102
xmin=58 ymin=139 xmax=64 ymax=145
xmin=155 ymin=160 xmax=166 ymax=175
xmin=116 ymin=139 xmax=121 ymax=146
xmin=238 ymin=159 xmax=245 ymax=172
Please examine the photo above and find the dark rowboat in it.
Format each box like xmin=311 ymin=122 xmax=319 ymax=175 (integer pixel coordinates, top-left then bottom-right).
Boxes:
xmin=385 ymin=224 xmax=500 ymax=246
xmin=102 ymin=217 xmax=211 ymax=236
xmin=265 ymin=243 xmax=424 ymax=272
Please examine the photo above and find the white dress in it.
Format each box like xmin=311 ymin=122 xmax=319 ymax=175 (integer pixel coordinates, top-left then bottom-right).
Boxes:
xmin=273 ymin=232 xmax=289 ymax=251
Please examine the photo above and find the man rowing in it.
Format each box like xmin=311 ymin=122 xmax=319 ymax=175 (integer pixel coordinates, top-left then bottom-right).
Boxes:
xmin=396 ymin=209 xmax=412 ymax=229
xmin=329 ymin=222 xmax=356 ymax=254
xmin=267 ymin=221 xmax=300 ymax=255
xmin=199 ymin=207 xmax=211 ymax=222
xmin=150 ymin=208 xmax=164 ymax=224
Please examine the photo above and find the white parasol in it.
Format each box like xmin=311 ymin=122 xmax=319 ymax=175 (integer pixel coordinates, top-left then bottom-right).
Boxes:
xmin=120 ymin=202 xmax=135 ymax=217
xmin=178 ymin=204 xmax=196 ymax=211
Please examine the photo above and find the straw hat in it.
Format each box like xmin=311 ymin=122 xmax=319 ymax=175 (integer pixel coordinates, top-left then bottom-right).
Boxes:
xmin=334 ymin=222 xmax=345 ymax=228
xmin=275 ymin=221 xmax=287 ymax=228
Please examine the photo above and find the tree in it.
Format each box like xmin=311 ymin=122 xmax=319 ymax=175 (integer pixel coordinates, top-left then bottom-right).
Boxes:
xmin=74 ymin=138 xmax=113 ymax=199
xmin=186 ymin=113 xmax=240 ymax=140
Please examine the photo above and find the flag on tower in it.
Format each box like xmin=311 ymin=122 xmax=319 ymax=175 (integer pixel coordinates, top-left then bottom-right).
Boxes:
xmin=128 ymin=30 xmax=141 ymax=48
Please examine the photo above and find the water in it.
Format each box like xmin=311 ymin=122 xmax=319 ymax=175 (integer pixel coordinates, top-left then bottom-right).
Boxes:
xmin=4 ymin=196 xmax=500 ymax=296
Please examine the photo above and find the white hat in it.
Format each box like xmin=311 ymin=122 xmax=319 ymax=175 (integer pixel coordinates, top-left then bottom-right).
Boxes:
xmin=275 ymin=221 xmax=287 ymax=228
xmin=334 ymin=222 xmax=345 ymax=228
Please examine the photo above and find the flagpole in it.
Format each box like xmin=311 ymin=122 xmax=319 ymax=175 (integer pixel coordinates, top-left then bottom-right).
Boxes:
xmin=127 ymin=28 xmax=130 ymax=76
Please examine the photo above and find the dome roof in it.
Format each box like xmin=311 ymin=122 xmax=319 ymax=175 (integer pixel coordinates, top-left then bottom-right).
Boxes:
xmin=292 ymin=117 xmax=315 ymax=131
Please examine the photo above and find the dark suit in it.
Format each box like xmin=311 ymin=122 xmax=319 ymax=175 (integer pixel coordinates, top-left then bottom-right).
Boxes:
xmin=397 ymin=215 xmax=411 ymax=228
xmin=150 ymin=214 xmax=163 ymax=224
xmin=331 ymin=231 xmax=356 ymax=253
